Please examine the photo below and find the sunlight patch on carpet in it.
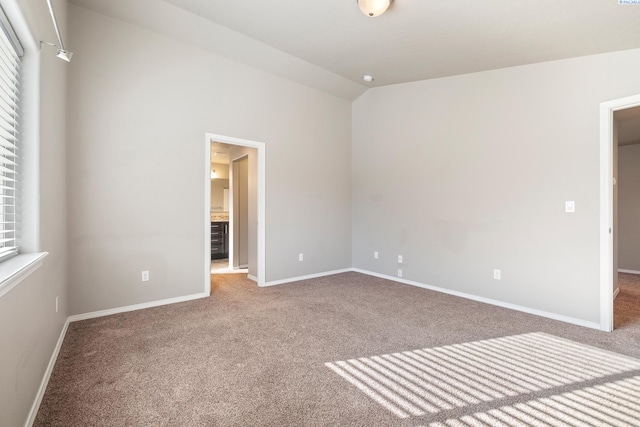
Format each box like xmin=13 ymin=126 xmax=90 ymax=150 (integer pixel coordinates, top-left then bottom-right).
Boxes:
xmin=424 ymin=376 xmax=640 ymax=427
xmin=325 ymin=332 xmax=640 ymax=419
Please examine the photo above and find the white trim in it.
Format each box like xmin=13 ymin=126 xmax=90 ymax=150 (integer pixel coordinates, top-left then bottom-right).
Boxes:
xmin=247 ymin=274 xmax=257 ymax=282
xmin=204 ymin=136 xmax=212 ymax=295
xmin=599 ymin=93 xmax=640 ymax=332
xmin=618 ymin=269 xmax=640 ymax=275
xmin=205 ymin=133 xmax=266 ymax=288
xmin=264 ymin=268 xmax=353 ymax=287
xmin=0 ymin=252 xmax=48 ymax=298
xmin=68 ymin=293 xmax=209 ymax=322
xmin=228 ymin=157 xmax=234 ymax=270
xmin=613 ymin=286 xmax=620 ymax=300
xmin=25 ymin=317 xmax=70 ymax=427
xmin=353 ymin=268 xmax=602 ymax=330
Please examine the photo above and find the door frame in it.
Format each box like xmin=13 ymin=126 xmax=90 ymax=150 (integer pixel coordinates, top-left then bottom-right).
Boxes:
xmin=204 ymin=133 xmax=266 ymax=292
xmin=599 ymin=93 xmax=640 ymax=331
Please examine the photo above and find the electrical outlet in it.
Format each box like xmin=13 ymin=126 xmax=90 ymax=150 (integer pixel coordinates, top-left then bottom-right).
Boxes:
xmin=398 ymin=269 xmax=403 ymax=278
xmin=299 ymin=253 xmax=304 ymax=261
xmin=142 ymin=270 xmax=150 ymax=282
xmin=493 ymin=269 xmax=501 ymax=280
xmin=55 ymin=296 xmax=59 ymax=313
xmin=374 ymin=251 xmax=379 ymax=259
xmin=398 ymin=255 xmax=403 ymax=264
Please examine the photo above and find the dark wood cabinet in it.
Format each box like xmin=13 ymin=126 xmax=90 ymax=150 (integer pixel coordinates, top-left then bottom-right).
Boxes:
xmin=211 ymin=221 xmax=229 ymax=259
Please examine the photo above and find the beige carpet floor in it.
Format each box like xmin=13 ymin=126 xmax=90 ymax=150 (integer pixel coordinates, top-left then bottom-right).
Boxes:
xmin=210 ymin=258 xmax=248 ymax=275
xmin=34 ymin=272 xmax=640 ymax=426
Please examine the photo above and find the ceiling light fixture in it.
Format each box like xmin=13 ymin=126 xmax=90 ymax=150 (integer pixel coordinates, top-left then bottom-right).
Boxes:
xmin=363 ymin=75 xmax=374 ymax=83
xmin=357 ymin=0 xmax=394 ymax=17
xmin=43 ymin=0 xmax=73 ymax=62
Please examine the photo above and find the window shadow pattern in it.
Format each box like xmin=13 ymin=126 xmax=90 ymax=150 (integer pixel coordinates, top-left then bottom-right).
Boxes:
xmin=325 ymin=333 xmax=640 ymax=425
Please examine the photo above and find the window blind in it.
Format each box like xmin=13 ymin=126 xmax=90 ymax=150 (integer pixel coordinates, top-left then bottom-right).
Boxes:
xmin=0 ymin=7 xmax=22 ymax=263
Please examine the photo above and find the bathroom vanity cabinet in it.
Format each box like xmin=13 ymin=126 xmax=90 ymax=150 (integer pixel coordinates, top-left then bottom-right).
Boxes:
xmin=211 ymin=221 xmax=229 ymax=259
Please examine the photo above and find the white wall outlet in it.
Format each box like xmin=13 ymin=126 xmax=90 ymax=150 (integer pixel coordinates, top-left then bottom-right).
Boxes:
xmin=299 ymin=253 xmax=304 ymax=261
xmin=493 ymin=269 xmax=501 ymax=280
xmin=398 ymin=255 xmax=403 ymax=264
xmin=374 ymin=251 xmax=379 ymax=259
xmin=142 ymin=270 xmax=150 ymax=282
xmin=398 ymin=269 xmax=403 ymax=278
xmin=55 ymin=296 xmax=59 ymax=313
xmin=565 ymin=201 xmax=575 ymax=213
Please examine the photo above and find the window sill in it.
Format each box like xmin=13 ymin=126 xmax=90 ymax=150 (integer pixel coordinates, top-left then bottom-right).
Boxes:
xmin=0 ymin=252 xmax=49 ymax=298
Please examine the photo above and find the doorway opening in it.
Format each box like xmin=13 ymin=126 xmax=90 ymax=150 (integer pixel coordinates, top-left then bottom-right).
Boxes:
xmin=204 ymin=133 xmax=266 ymax=294
xmin=600 ymin=94 xmax=640 ymax=331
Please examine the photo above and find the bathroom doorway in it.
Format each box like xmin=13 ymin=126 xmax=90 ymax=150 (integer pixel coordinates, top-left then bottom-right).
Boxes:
xmin=204 ymin=133 xmax=265 ymax=293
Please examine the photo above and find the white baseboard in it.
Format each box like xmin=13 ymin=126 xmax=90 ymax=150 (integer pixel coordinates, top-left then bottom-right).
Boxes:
xmin=352 ymin=268 xmax=602 ymax=330
xmin=263 ymin=268 xmax=353 ymax=287
xmin=618 ymin=269 xmax=640 ymax=275
xmin=26 ymin=317 xmax=70 ymax=427
xmin=247 ymin=274 xmax=257 ymax=282
xmin=68 ymin=292 xmax=209 ymax=322
xmin=614 ymin=286 xmax=620 ymax=300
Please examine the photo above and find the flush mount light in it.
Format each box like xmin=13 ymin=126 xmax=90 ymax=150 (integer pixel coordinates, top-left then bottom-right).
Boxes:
xmin=357 ymin=0 xmax=394 ymax=17
xmin=363 ymin=75 xmax=374 ymax=82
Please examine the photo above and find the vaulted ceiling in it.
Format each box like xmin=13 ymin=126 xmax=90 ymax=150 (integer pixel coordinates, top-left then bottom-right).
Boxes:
xmin=70 ymin=0 xmax=640 ymax=100
xmin=161 ymin=0 xmax=640 ymax=86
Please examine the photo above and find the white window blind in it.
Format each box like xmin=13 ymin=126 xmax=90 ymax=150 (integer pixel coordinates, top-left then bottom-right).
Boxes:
xmin=0 ymin=7 xmax=22 ymax=263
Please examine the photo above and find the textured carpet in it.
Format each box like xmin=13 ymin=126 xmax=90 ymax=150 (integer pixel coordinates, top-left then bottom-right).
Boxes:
xmin=34 ymin=272 xmax=640 ymax=426
xmin=326 ymin=332 xmax=640 ymax=425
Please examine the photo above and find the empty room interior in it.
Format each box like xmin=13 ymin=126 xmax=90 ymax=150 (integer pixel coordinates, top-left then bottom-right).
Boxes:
xmin=2 ymin=0 xmax=640 ymax=425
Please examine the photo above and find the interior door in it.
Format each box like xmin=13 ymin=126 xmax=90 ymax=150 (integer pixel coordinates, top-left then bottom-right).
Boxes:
xmin=233 ymin=156 xmax=249 ymax=267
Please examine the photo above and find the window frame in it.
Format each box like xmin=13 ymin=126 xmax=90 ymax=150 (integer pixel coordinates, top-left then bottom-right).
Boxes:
xmin=0 ymin=0 xmax=48 ymax=298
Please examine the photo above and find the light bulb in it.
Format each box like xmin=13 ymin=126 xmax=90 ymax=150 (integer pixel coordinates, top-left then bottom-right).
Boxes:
xmin=358 ymin=0 xmax=392 ymax=17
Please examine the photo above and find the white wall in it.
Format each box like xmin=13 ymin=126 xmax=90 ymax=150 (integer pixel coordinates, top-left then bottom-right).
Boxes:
xmin=67 ymin=5 xmax=352 ymax=314
xmin=0 ymin=0 xmax=69 ymax=425
xmin=352 ymin=48 xmax=640 ymax=324
xmin=619 ymin=144 xmax=640 ymax=272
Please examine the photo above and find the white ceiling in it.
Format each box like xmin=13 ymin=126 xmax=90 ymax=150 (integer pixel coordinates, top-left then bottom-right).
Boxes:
xmin=211 ymin=142 xmax=231 ymax=165
xmin=70 ymin=0 xmax=640 ymax=100
xmin=161 ymin=0 xmax=640 ymax=87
